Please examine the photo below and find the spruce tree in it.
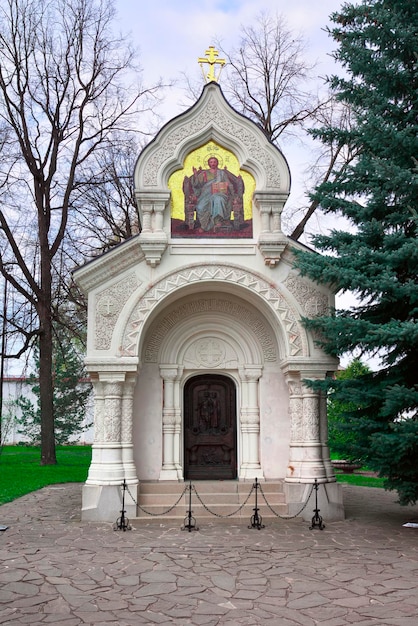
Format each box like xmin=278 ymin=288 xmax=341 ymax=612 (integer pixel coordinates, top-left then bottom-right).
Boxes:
xmin=15 ymin=328 xmax=92 ymax=445
xmin=293 ymin=0 xmax=418 ymax=504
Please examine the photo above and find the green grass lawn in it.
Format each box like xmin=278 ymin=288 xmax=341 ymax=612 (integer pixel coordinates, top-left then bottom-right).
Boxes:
xmin=0 ymin=445 xmax=385 ymax=506
xmin=335 ymin=473 xmax=385 ymax=488
xmin=0 ymin=445 xmax=91 ymax=505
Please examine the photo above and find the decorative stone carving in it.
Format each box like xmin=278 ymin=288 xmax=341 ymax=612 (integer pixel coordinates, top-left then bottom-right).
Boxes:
xmin=95 ymin=273 xmax=140 ymax=350
xmin=284 ymin=276 xmax=329 ymax=318
xmin=144 ymin=297 xmax=277 ymax=363
xmin=195 ymin=338 xmax=226 ymax=367
xmin=121 ymin=265 xmax=305 ymax=359
xmin=121 ymin=377 xmax=136 ymax=443
xmin=303 ymin=394 xmax=321 ymax=442
xmin=141 ymin=100 xmax=282 ymax=189
xmin=91 ymin=379 xmax=105 ymax=443
xmin=103 ymin=381 xmax=123 ymax=442
xmin=183 ymin=337 xmax=237 ymax=370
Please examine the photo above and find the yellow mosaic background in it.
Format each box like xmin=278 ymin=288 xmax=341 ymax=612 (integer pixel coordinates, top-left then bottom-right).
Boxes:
xmin=169 ymin=141 xmax=255 ymax=221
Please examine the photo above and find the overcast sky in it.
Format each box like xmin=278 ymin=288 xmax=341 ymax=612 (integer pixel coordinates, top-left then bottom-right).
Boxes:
xmin=115 ymin=0 xmax=345 ymax=104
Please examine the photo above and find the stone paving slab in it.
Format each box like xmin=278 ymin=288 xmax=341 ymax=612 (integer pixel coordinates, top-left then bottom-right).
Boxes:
xmin=1 ymin=483 xmax=418 ymax=625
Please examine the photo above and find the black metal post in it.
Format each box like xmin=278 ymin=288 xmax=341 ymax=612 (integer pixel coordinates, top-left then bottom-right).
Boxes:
xmin=309 ymin=478 xmax=325 ymax=530
xmin=249 ymin=478 xmax=265 ymax=529
xmin=182 ymin=480 xmax=198 ymax=532
xmin=114 ymin=480 xmax=132 ymax=531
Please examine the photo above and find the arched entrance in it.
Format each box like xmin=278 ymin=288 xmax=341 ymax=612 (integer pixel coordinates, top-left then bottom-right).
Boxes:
xmin=184 ymin=374 xmax=237 ymax=480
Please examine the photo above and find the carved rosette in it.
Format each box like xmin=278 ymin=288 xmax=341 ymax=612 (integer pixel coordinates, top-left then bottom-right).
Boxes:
xmin=195 ymin=338 xmax=225 ymax=367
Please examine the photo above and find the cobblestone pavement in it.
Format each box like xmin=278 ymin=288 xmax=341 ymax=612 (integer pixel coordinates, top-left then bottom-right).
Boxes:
xmin=1 ymin=483 xmax=418 ymax=625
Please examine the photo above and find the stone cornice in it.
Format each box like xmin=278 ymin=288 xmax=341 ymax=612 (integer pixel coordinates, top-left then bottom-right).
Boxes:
xmin=73 ymin=236 xmax=144 ymax=293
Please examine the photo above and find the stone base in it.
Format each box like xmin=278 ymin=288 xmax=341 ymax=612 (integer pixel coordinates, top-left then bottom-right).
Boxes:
xmin=238 ymin=467 xmax=265 ymax=480
xmin=284 ymin=481 xmax=344 ymax=522
xmin=81 ymin=483 xmax=137 ymax=522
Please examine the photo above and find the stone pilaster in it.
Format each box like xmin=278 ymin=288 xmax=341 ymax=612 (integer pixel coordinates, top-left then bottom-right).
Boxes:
xmin=239 ymin=366 xmax=264 ymax=479
xmin=121 ymin=373 xmax=138 ymax=483
xmin=159 ymin=365 xmax=182 ymax=480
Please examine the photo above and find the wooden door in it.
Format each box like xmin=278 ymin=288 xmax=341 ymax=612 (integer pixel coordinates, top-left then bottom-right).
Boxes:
xmin=184 ymin=374 xmax=237 ymax=480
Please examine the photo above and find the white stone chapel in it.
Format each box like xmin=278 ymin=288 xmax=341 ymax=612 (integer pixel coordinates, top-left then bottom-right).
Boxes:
xmin=74 ymin=77 xmax=344 ymax=522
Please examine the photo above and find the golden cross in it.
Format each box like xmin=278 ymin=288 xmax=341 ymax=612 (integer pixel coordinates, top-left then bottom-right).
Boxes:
xmin=198 ymin=46 xmax=226 ymax=83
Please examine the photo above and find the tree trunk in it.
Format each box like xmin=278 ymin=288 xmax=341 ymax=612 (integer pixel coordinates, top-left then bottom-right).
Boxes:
xmin=38 ymin=226 xmax=56 ymax=465
xmin=38 ymin=297 xmax=56 ymax=465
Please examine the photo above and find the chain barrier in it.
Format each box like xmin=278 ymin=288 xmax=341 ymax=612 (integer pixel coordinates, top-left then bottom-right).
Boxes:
xmin=125 ymin=482 xmax=189 ymax=517
xmin=114 ymin=478 xmax=324 ymax=531
xmin=192 ymin=482 xmax=255 ymax=518
xmin=258 ymin=482 xmax=315 ymax=520
xmin=113 ymin=480 xmax=131 ymax=531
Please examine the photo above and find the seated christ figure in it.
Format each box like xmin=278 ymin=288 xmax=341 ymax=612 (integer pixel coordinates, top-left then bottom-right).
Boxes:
xmin=185 ymin=156 xmax=244 ymax=232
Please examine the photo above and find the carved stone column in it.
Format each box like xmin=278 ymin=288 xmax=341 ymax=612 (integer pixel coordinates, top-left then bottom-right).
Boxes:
xmin=301 ymin=382 xmax=327 ymax=479
xmin=285 ymin=372 xmax=330 ymax=482
xmin=319 ymin=386 xmax=335 ymax=480
xmin=153 ymin=201 xmax=165 ymax=232
xmin=121 ymin=373 xmax=138 ymax=483
xmin=82 ymin=368 xmax=138 ymax=521
xmin=141 ymin=203 xmax=152 ymax=232
xmin=259 ymin=205 xmax=271 ymax=233
xmin=159 ymin=366 xmax=181 ymax=480
xmin=285 ymin=373 xmax=304 ymax=481
xmin=271 ymin=206 xmax=282 ymax=233
xmin=86 ymin=372 xmax=125 ymax=485
xmin=239 ymin=366 xmax=264 ymax=479
xmin=284 ymin=371 xmax=343 ymax=521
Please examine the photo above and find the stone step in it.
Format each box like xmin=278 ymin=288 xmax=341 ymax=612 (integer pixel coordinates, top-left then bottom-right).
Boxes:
xmin=134 ymin=480 xmax=288 ymax=520
xmin=136 ymin=502 xmax=288 ymax=520
xmin=138 ymin=492 xmax=285 ymax=506
xmin=138 ymin=479 xmax=284 ymax=494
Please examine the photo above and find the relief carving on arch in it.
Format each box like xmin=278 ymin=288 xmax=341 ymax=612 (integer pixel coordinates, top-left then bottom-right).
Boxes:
xmin=183 ymin=336 xmax=237 ymax=370
xmin=144 ymin=298 xmax=276 ymax=364
xmin=95 ymin=273 xmax=140 ymax=350
xmin=142 ymin=102 xmax=281 ymax=188
xmin=120 ymin=265 xmax=305 ymax=359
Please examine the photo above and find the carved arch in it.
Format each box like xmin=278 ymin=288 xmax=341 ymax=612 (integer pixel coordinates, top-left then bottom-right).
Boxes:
xmin=117 ymin=263 xmax=309 ymax=360
xmin=144 ymin=298 xmax=275 ymax=364
xmin=134 ymin=83 xmax=290 ymax=193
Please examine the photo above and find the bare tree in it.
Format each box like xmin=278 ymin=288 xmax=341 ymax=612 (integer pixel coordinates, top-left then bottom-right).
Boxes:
xmin=73 ymin=134 xmax=142 ymax=255
xmin=217 ymin=12 xmax=324 ymax=144
xmin=0 ymin=0 xmax=163 ymax=464
xmin=289 ymin=99 xmax=359 ymax=240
